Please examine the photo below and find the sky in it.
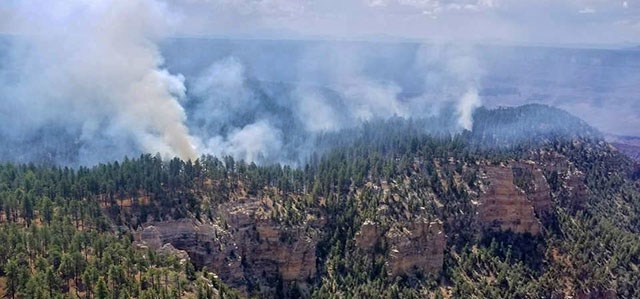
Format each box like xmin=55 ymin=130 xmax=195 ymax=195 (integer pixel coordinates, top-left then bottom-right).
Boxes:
xmin=164 ymin=0 xmax=640 ymax=46
xmin=1 ymin=0 xmax=639 ymax=46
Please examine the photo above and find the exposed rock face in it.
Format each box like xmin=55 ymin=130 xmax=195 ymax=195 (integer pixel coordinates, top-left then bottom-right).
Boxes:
xmin=386 ymin=220 xmax=445 ymax=277
xmin=478 ymin=165 xmax=542 ymax=235
xmin=354 ymin=220 xmax=381 ymax=251
xmin=513 ymin=161 xmax=553 ymax=218
xmin=355 ymin=219 xmax=445 ymax=277
xmin=135 ymin=218 xmax=227 ymax=269
xmin=528 ymin=150 xmax=590 ymax=210
xmin=135 ymin=218 xmax=219 ymax=266
xmin=256 ymin=226 xmax=317 ymax=281
xmin=158 ymin=243 xmax=190 ymax=262
xmin=221 ymin=198 xmax=320 ymax=284
xmin=135 ymin=197 xmax=320 ymax=295
xmin=562 ymin=170 xmax=589 ymax=210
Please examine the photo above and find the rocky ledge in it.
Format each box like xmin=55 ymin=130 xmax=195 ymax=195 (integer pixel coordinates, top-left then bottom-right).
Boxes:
xmin=135 ymin=196 xmax=320 ymax=295
xmin=355 ymin=219 xmax=445 ymax=277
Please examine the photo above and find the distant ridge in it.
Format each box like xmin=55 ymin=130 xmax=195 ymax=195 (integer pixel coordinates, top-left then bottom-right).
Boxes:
xmin=471 ymin=104 xmax=601 ymax=147
xmin=607 ymin=134 xmax=640 ymax=161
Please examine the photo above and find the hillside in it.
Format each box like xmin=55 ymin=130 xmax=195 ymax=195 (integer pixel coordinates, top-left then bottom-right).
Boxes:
xmin=607 ymin=135 xmax=640 ymax=162
xmin=0 ymin=105 xmax=639 ymax=298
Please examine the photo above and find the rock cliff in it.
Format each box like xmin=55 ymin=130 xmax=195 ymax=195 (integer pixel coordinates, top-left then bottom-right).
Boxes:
xmin=478 ymin=164 xmax=542 ymax=235
xmin=355 ymin=219 xmax=445 ymax=277
xmin=529 ymin=150 xmax=590 ymax=210
xmin=135 ymin=196 xmax=320 ymax=295
xmin=512 ymin=161 xmax=553 ymax=218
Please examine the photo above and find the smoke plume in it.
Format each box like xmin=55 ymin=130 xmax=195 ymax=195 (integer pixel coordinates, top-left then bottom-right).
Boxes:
xmin=0 ymin=2 xmax=486 ymax=166
xmin=0 ymin=0 xmax=197 ymax=164
xmin=184 ymin=42 xmax=484 ymax=164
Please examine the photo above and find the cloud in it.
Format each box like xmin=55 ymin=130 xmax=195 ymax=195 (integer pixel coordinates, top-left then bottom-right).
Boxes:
xmin=210 ymin=0 xmax=307 ymax=16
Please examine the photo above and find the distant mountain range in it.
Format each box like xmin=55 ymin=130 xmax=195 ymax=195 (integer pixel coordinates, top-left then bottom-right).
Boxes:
xmin=607 ymin=134 xmax=640 ymax=161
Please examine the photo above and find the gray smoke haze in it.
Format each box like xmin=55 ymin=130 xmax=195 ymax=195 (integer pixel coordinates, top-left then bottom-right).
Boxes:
xmin=1 ymin=1 xmax=637 ymax=166
xmin=0 ymin=3 xmax=482 ymax=166
xmin=184 ymin=42 xmax=483 ymax=164
xmin=159 ymin=0 xmax=639 ymax=46
xmin=0 ymin=0 xmax=198 ymax=164
xmin=414 ymin=44 xmax=483 ymax=130
xmin=0 ymin=0 xmax=637 ymax=166
xmin=10 ymin=1 xmax=607 ymax=167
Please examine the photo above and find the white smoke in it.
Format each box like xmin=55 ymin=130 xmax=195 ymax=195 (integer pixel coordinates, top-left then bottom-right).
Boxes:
xmin=2 ymin=0 xmax=197 ymax=163
xmin=205 ymin=121 xmax=284 ymax=163
xmin=189 ymin=57 xmax=285 ymax=163
xmin=415 ymin=44 xmax=484 ymax=130
xmin=187 ymin=43 xmax=484 ymax=164
xmin=337 ymin=78 xmax=407 ymax=121
xmin=295 ymin=44 xmax=409 ymax=125
xmin=293 ymin=87 xmax=342 ymax=133
xmin=457 ymin=89 xmax=482 ymax=130
xmin=189 ymin=57 xmax=257 ymax=138
xmin=0 ymin=1 xmax=485 ymax=166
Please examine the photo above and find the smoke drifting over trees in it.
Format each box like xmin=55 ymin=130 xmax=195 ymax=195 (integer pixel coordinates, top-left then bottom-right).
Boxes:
xmin=0 ymin=0 xmax=484 ymax=166
xmin=186 ymin=42 xmax=483 ymax=164
xmin=1 ymin=0 xmax=197 ymax=164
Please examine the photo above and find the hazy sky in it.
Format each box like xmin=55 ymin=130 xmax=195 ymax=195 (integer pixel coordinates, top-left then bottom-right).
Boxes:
xmin=166 ymin=0 xmax=639 ymax=46
xmin=1 ymin=0 xmax=639 ymax=46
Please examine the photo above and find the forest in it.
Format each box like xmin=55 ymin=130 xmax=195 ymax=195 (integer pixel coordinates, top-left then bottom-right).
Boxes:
xmin=0 ymin=104 xmax=639 ymax=298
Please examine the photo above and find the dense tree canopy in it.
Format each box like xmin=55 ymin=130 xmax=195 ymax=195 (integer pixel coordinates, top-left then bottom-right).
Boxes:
xmin=0 ymin=106 xmax=639 ymax=298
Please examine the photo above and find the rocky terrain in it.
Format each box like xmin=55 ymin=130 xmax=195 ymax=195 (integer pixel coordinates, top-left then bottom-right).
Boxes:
xmin=135 ymin=196 xmax=321 ymax=294
xmin=355 ymin=219 xmax=446 ymax=277
xmin=2 ymin=105 xmax=637 ymax=298
xmin=477 ymin=164 xmax=543 ymax=235
xmin=128 ymin=143 xmax=604 ymax=298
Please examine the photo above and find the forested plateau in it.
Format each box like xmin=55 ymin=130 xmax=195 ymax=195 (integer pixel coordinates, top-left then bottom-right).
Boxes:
xmin=1 ymin=104 xmax=639 ymax=298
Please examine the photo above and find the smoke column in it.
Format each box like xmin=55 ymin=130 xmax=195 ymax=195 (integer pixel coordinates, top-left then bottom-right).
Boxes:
xmin=414 ymin=44 xmax=483 ymax=130
xmin=457 ymin=89 xmax=482 ymax=130
xmin=1 ymin=0 xmax=197 ymax=163
xmin=186 ymin=42 xmax=485 ymax=164
xmin=0 ymin=2 xmax=486 ymax=166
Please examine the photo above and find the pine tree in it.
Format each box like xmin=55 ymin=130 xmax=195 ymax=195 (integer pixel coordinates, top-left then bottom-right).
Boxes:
xmin=22 ymin=194 xmax=34 ymax=226
xmin=4 ymin=258 xmax=20 ymax=299
xmin=96 ymin=277 xmax=109 ymax=299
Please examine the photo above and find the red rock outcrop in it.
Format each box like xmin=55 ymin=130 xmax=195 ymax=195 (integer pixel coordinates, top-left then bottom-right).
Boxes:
xmin=355 ymin=219 xmax=445 ymax=277
xmin=513 ymin=161 xmax=553 ymax=218
xmin=562 ymin=170 xmax=589 ymax=210
xmin=135 ymin=218 xmax=220 ymax=266
xmin=478 ymin=165 xmax=542 ymax=235
xmin=528 ymin=150 xmax=590 ymax=210
xmin=386 ymin=220 xmax=445 ymax=277
xmin=135 ymin=197 xmax=320 ymax=295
